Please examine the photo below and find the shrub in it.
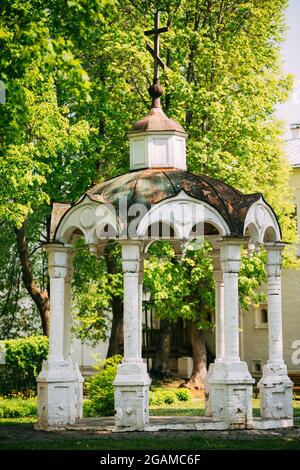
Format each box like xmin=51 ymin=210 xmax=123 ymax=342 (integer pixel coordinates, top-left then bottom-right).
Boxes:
xmin=149 ymin=388 xmax=192 ymax=406
xmin=0 ymin=397 xmax=37 ymax=418
xmin=83 ymin=399 xmax=94 ymax=417
xmin=149 ymin=390 xmax=165 ymax=406
xmin=0 ymin=336 xmax=49 ymax=396
xmin=87 ymin=355 xmax=122 ymax=417
xmin=162 ymin=392 xmax=176 ymax=405
xmin=175 ymin=389 xmax=192 ymax=402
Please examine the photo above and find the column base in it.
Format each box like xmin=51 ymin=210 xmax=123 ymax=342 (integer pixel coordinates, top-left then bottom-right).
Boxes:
xmin=208 ymin=360 xmax=254 ymax=429
xmin=258 ymin=363 xmax=293 ymax=421
xmin=113 ymin=361 xmax=151 ymax=431
xmin=35 ymin=360 xmax=76 ymax=430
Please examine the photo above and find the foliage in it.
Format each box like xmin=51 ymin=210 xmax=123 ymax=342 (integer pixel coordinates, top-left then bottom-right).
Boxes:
xmin=0 ymin=222 xmax=40 ymax=339
xmin=0 ymin=336 xmax=48 ymax=396
xmin=86 ymin=354 xmax=122 ymax=416
xmin=0 ymin=0 xmax=112 ymax=225
xmin=175 ymin=389 xmax=192 ymax=402
xmin=144 ymin=241 xmax=267 ymax=331
xmin=149 ymin=387 xmax=192 ymax=406
xmin=72 ymin=240 xmax=122 ymax=343
xmin=0 ymin=397 xmax=37 ymax=418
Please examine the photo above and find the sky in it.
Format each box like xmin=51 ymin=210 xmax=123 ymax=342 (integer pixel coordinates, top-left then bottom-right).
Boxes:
xmin=277 ymin=0 xmax=300 ymax=136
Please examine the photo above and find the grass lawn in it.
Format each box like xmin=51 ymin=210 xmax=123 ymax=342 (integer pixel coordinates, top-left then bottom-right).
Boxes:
xmin=0 ymin=398 xmax=299 ymax=450
xmin=0 ymin=435 xmax=300 ymax=451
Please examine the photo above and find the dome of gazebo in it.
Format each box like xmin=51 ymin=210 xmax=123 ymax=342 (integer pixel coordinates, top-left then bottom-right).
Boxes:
xmin=85 ymin=168 xmax=262 ymax=236
xmin=130 ymin=107 xmax=185 ymax=133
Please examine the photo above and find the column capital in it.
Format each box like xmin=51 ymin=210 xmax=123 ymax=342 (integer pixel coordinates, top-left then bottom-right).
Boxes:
xmin=219 ymin=239 xmax=242 ymax=273
xmin=121 ymin=242 xmax=141 ymax=273
xmin=44 ymin=243 xmax=69 ymax=279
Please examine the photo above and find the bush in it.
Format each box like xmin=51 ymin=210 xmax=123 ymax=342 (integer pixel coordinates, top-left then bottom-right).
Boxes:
xmin=162 ymin=392 xmax=176 ymax=405
xmin=175 ymin=389 xmax=192 ymax=402
xmin=149 ymin=388 xmax=192 ymax=406
xmin=87 ymin=355 xmax=122 ymax=417
xmin=149 ymin=390 xmax=165 ymax=406
xmin=0 ymin=336 xmax=49 ymax=396
xmin=0 ymin=397 xmax=37 ymax=418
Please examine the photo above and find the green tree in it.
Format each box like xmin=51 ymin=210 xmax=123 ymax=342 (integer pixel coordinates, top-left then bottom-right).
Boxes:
xmin=0 ymin=0 xmax=109 ymax=334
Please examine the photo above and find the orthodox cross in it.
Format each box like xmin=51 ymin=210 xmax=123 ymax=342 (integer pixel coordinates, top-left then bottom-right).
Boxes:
xmin=144 ymin=11 xmax=168 ymax=107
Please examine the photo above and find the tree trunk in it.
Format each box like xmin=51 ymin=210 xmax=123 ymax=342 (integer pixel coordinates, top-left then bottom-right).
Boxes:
xmin=106 ymin=295 xmax=123 ymax=357
xmin=105 ymin=248 xmax=123 ymax=358
xmin=151 ymin=319 xmax=172 ymax=379
xmin=15 ymin=222 xmax=50 ymax=336
xmin=184 ymin=321 xmax=207 ymax=390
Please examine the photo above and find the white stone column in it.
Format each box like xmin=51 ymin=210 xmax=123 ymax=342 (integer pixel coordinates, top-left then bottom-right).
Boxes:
xmin=63 ymin=250 xmax=74 ymax=363
xmin=63 ymin=249 xmax=84 ymax=420
xmin=266 ymin=246 xmax=284 ymax=366
xmin=205 ymin=250 xmax=224 ymax=416
xmin=215 ymin=271 xmax=225 ymax=360
xmin=212 ymin=253 xmax=225 ymax=362
xmin=138 ymin=278 xmax=143 ymax=362
xmin=113 ymin=243 xmax=151 ymax=430
xmin=208 ymin=239 xmax=254 ymax=429
xmin=36 ymin=244 xmax=76 ymax=430
xmin=258 ymin=244 xmax=293 ymax=423
xmin=221 ymin=242 xmax=241 ymax=362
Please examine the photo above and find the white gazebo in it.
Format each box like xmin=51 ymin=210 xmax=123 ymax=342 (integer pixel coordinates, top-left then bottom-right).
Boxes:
xmin=35 ymin=14 xmax=293 ymax=431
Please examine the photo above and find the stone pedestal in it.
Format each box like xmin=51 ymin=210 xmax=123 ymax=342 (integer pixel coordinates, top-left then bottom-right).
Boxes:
xmin=259 ymin=363 xmax=293 ymax=420
xmin=114 ymin=243 xmax=151 ymax=431
xmin=208 ymin=361 xmax=254 ymax=428
xmin=114 ymin=362 xmax=151 ymax=430
xmin=36 ymin=361 xmax=76 ymax=430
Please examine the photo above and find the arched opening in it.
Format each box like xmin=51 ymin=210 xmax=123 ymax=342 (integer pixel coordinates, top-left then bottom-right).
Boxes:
xmin=146 ymin=221 xmax=176 ymax=239
xmin=263 ymin=226 xmax=277 ymax=242
xmin=142 ymin=239 xmax=193 ymax=379
xmin=244 ymin=223 xmax=259 ymax=244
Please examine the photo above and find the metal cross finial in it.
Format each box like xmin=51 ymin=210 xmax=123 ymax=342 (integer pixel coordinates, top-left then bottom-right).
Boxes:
xmin=144 ymin=11 xmax=168 ymax=108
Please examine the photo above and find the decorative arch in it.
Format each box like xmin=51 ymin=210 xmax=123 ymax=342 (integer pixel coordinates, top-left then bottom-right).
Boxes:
xmin=136 ymin=191 xmax=231 ymax=240
xmin=54 ymin=195 xmax=119 ymax=244
xmin=243 ymin=197 xmax=281 ymax=243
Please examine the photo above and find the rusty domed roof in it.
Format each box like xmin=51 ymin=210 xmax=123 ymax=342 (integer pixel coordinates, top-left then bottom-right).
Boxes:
xmin=86 ymin=168 xmax=261 ymax=236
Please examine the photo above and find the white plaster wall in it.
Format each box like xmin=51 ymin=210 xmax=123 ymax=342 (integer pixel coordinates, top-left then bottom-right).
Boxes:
xmin=282 ymin=268 xmax=300 ymax=371
xmin=290 ymin=168 xmax=300 ymax=255
xmin=71 ymin=338 xmax=109 ymax=367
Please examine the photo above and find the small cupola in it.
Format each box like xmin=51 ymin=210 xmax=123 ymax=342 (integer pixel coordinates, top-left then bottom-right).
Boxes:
xmin=128 ymin=13 xmax=187 ymax=171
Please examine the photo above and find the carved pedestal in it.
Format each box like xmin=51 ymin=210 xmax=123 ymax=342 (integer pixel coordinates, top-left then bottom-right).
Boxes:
xmin=114 ymin=362 xmax=151 ymax=431
xmin=208 ymin=361 xmax=254 ymax=429
xmin=36 ymin=360 xmax=76 ymax=430
xmin=258 ymin=363 xmax=293 ymax=420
